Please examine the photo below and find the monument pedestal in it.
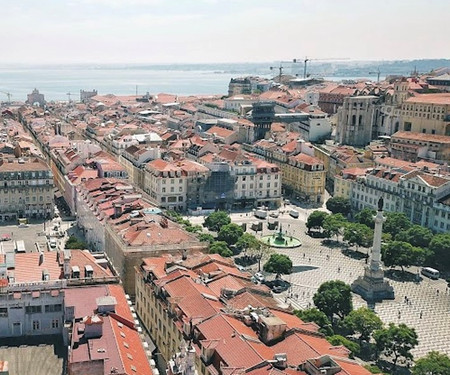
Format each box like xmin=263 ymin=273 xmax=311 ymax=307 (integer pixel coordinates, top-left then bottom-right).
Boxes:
xmin=351 ymin=266 xmax=394 ymax=302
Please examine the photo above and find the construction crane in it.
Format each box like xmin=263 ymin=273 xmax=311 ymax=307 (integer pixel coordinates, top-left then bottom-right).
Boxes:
xmin=293 ymin=57 xmax=349 ymax=78
xmin=369 ymin=68 xmax=382 ymax=83
xmin=66 ymin=92 xmax=74 ymax=103
xmin=269 ymin=64 xmax=285 ymax=84
xmin=0 ymin=91 xmax=12 ymax=104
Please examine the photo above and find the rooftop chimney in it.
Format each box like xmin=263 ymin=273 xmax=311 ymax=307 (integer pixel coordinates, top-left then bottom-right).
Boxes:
xmin=84 ymin=315 xmax=104 ymax=339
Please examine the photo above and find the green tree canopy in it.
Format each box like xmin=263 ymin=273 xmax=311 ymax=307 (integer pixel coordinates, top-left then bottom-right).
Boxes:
xmin=217 ymin=223 xmax=244 ymax=246
xmin=382 ymin=241 xmax=429 ymax=272
xmin=306 ymin=211 xmax=329 ymax=232
xmin=323 ymin=213 xmax=347 ymax=241
xmin=65 ymin=236 xmax=86 ymax=250
xmin=295 ymin=308 xmax=333 ymax=336
xmin=313 ymin=280 xmax=353 ymax=321
xmin=374 ymin=323 xmax=418 ymax=369
xmin=343 ymin=223 xmax=374 ymax=250
xmin=326 ymin=196 xmax=351 ymax=215
xmin=198 ymin=233 xmax=216 ymax=243
xmin=343 ymin=307 xmax=383 ymax=343
xmin=430 ymin=233 xmax=450 ymax=270
xmin=203 ymin=211 xmax=231 ymax=232
xmin=384 ymin=212 xmax=413 ymax=237
xmin=354 ymin=208 xmax=376 ymax=229
xmin=396 ymin=225 xmax=433 ymax=248
xmin=263 ymin=254 xmax=293 ymax=275
xmin=327 ymin=335 xmax=360 ymax=358
xmin=236 ymin=233 xmax=261 ymax=252
xmin=412 ymin=351 xmax=450 ymax=375
xmin=209 ymin=241 xmax=232 ymax=257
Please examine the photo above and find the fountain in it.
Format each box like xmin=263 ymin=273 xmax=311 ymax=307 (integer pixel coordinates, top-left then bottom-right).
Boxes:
xmin=261 ymin=224 xmax=301 ymax=248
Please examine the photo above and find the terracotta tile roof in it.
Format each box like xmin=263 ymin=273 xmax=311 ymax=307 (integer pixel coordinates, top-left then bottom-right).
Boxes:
xmin=197 ymin=314 xmax=264 ymax=368
xmin=0 ymin=157 xmax=50 ymax=172
xmin=392 ymin=131 xmax=450 ymax=144
xmin=206 ymin=126 xmax=235 ymax=138
xmin=13 ymin=252 xmax=63 ymax=282
xmin=405 ymin=93 xmax=450 ymax=105
xmin=269 ymin=333 xmax=320 ymax=365
xmin=291 ymin=153 xmax=324 ymax=166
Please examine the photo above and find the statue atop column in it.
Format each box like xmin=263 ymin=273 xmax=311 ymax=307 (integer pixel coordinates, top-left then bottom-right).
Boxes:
xmin=377 ymin=196 xmax=384 ymax=212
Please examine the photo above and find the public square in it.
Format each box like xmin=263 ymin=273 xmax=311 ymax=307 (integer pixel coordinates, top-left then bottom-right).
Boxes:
xmin=187 ymin=205 xmax=450 ymax=359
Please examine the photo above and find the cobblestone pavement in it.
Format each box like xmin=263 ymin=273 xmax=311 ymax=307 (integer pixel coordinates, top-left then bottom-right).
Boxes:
xmin=270 ymin=219 xmax=450 ymax=359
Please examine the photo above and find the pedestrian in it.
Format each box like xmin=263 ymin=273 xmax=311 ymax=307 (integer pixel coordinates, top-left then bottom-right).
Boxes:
xmin=337 ymin=266 xmax=340 ymax=273
xmin=437 ymin=289 xmax=440 ymax=296
xmin=404 ymin=295 xmax=407 ymax=303
xmin=420 ymin=311 xmax=423 ymax=319
xmin=398 ymin=310 xmax=401 ymax=319
xmin=320 ymin=249 xmax=322 ymax=254
xmin=326 ymin=255 xmax=330 ymax=261
xmin=303 ymin=253 xmax=305 ymax=258
xmin=308 ymin=258 xmax=311 ymax=263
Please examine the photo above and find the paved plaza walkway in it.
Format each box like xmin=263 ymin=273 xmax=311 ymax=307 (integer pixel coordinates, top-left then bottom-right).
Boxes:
xmin=272 ymin=219 xmax=450 ymax=359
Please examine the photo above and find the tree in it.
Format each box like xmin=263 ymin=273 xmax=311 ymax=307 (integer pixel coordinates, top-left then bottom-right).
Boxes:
xmin=236 ymin=233 xmax=260 ymax=252
xmin=430 ymin=233 xmax=450 ymax=270
xmin=184 ymin=224 xmax=203 ymax=233
xmin=263 ymin=254 xmax=293 ymax=275
xmin=382 ymin=241 xmax=428 ymax=272
xmin=203 ymin=211 xmax=231 ymax=232
xmin=306 ymin=211 xmax=329 ymax=232
xmin=327 ymin=335 xmax=360 ymax=357
xmin=396 ymin=225 xmax=433 ymax=248
xmin=355 ymin=208 xmax=376 ymax=229
xmin=217 ymin=223 xmax=244 ymax=246
xmin=323 ymin=213 xmax=347 ymax=242
xmin=247 ymin=243 xmax=273 ymax=272
xmin=412 ymin=351 xmax=450 ymax=375
xmin=342 ymin=307 xmax=383 ymax=344
xmin=198 ymin=233 xmax=216 ymax=243
xmin=313 ymin=280 xmax=353 ymax=321
xmin=65 ymin=236 xmax=86 ymax=250
xmin=343 ymin=223 xmax=374 ymax=251
xmin=384 ymin=212 xmax=412 ymax=237
xmin=294 ymin=308 xmax=333 ymax=336
xmin=374 ymin=323 xmax=418 ymax=370
xmin=326 ymin=196 xmax=351 ymax=215
xmin=209 ymin=241 xmax=233 ymax=257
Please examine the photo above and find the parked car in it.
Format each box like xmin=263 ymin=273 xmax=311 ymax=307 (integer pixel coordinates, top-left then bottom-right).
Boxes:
xmin=289 ymin=210 xmax=299 ymax=218
xmin=269 ymin=211 xmax=279 ymax=218
xmin=254 ymin=272 xmax=265 ymax=282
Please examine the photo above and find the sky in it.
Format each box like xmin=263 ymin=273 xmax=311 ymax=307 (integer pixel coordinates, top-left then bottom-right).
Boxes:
xmin=1 ymin=0 xmax=449 ymax=64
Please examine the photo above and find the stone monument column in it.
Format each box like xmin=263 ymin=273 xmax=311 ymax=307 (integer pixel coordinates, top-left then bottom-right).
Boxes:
xmin=351 ymin=196 xmax=394 ymax=301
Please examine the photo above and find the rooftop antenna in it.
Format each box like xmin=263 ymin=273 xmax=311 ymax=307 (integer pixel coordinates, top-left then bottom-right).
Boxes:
xmin=66 ymin=92 xmax=73 ymax=103
xmin=135 ymin=85 xmax=138 ymax=96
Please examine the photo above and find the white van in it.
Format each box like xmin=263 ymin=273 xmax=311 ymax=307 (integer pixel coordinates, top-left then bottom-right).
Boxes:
xmin=289 ymin=210 xmax=299 ymax=218
xmin=421 ymin=267 xmax=440 ymax=280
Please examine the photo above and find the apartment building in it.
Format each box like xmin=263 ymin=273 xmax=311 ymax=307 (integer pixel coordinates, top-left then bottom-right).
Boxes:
xmin=400 ymin=93 xmax=450 ymax=135
xmin=76 ymin=178 xmax=206 ymax=294
xmin=135 ymin=253 xmax=372 ymax=375
xmin=0 ymin=249 xmax=115 ymax=338
xmin=390 ymin=131 xmax=450 ymax=162
xmin=0 ymin=156 xmax=54 ymax=221
xmin=350 ymin=167 xmax=450 ymax=232
xmin=283 ymin=153 xmax=326 ymax=204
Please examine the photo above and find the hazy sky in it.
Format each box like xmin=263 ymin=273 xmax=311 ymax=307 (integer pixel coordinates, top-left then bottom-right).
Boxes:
xmin=1 ymin=0 xmax=449 ymax=64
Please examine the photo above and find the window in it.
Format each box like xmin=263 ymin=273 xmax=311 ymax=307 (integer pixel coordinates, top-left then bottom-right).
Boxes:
xmin=171 ymin=179 xmax=174 ymax=184
xmin=162 ymin=188 xmax=166 ymax=193
xmin=45 ymin=304 xmax=62 ymax=313
xmin=25 ymin=305 xmax=42 ymax=314
xmin=170 ymin=187 xmax=174 ymax=193
xmin=52 ymin=319 xmax=59 ymax=329
xmin=33 ymin=321 xmax=40 ymax=330
xmin=0 ymin=308 xmax=7 ymax=317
